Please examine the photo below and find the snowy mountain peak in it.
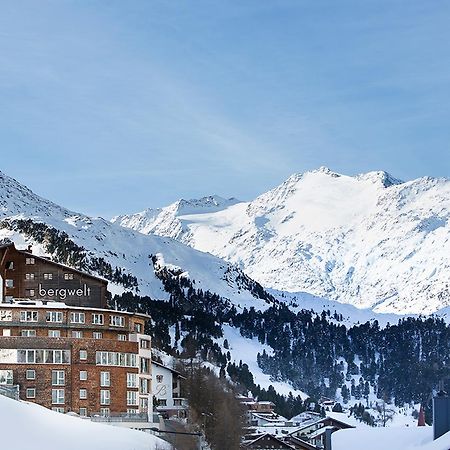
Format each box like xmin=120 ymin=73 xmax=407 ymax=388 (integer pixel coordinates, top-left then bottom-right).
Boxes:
xmin=308 ymin=166 xmax=341 ymax=177
xmin=356 ymin=170 xmax=403 ymax=188
xmin=173 ymin=195 xmax=241 ymax=215
xmin=114 ymin=169 xmax=450 ymax=315
xmin=0 ymin=170 xmax=72 ymax=219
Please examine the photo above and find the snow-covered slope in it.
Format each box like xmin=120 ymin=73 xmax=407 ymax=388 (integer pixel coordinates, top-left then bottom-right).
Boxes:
xmin=0 ymin=395 xmax=171 ymax=450
xmin=0 ymin=171 xmax=271 ymax=310
xmin=114 ymin=167 xmax=450 ymax=315
xmin=113 ymin=195 xmax=240 ymax=237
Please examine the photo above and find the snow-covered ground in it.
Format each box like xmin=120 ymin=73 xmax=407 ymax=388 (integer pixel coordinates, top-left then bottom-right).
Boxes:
xmin=0 ymin=395 xmax=171 ymax=450
xmin=219 ymin=324 xmax=308 ymax=399
xmin=332 ymin=426 xmax=450 ymax=450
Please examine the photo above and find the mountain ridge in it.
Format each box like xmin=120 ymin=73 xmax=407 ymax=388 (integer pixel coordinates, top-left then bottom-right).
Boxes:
xmin=113 ymin=168 xmax=450 ymax=315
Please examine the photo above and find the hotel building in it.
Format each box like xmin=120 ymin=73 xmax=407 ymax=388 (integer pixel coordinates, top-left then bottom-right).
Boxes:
xmin=0 ymin=243 xmax=153 ymax=419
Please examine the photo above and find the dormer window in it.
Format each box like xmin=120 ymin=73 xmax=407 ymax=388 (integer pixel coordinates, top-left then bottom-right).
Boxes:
xmin=25 ymin=258 xmax=35 ymax=265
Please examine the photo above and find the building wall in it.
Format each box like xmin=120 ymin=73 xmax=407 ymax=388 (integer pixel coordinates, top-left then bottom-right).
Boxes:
xmin=0 ymin=304 xmax=151 ymax=417
xmin=0 ymin=245 xmax=107 ymax=309
xmin=152 ymin=363 xmax=174 ymax=409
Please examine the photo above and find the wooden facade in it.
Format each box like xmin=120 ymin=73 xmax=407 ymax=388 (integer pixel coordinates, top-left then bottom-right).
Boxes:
xmin=0 ymin=243 xmax=107 ymax=309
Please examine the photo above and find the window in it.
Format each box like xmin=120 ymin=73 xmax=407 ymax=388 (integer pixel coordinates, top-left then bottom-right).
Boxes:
xmin=100 ymin=407 xmax=110 ymax=417
xmin=48 ymin=330 xmax=61 ymax=338
xmin=2 ymin=329 xmax=10 ymax=336
xmin=127 ymin=391 xmax=138 ymax=406
xmin=43 ymin=273 xmax=53 ymax=280
xmin=25 ymin=289 xmax=35 ymax=297
xmin=79 ymin=350 xmax=87 ymax=361
xmin=134 ymin=323 xmax=142 ymax=333
xmin=0 ymin=310 xmax=12 ymax=321
xmin=70 ymin=312 xmax=85 ymax=324
xmin=26 ymin=388 xmax=36 ymax=398
xmin=71 ymin=331 xmax=83 ymax=338
xmin=93 ymin=332 xmax=102 ymax=339
xmin=5 ymin=279 xmax=14 ymax=288
xmin=79 ymin=389 xmax=87 ymax=399
xmin=95 ymin=352 xmax=137 ymax=367
xmin=140 ymin=339 xmax=150 ymax=349
xmin=79 ymin=408 xmax=87 ymax=417
xmin=25 ymin=273 xmax=35 ymax=280
xmin=21 ymin=329 xmax=36 ymax=337
xmin=109 ymin=315 xmax=124 ymax=327
xmin=52 ymin=407 xmax=65 ymax=413
xmin=139 ymin=378 xmax=149 ymax=395
xmin=64 ymin=273 xmax=74 ymax=280
xmin=52 ymin=389 xmax=65 ymax=404
xmin=25 ymin=257 xmax=35 ymax=265
xmin=140 ymin=357 xmax=150 ymax=374
xmin=26 ymin=369 xmax=35 ymax=380
xmin=17 ymin=349 xmax=70 ymax=364
xmin=92 ymin=313 xmax=104 ymax=325
xmin=6 ymin=261 xmax=14 ymax=269
xmin=117 ymin=334 xmax=127 ymax=341
xmin=46 ymin=311 xmax=63 ymax=323
xmin=52 ymin=370 xmax=65 ymax=386
xmin=19 ymin=311 xmax=38 ymax=322
xmin=174 ymin=399 xmax=183 ymax=406
xmin=100 ymin=371 xmax=110 ymax=387
xmin=158 ymin=399 xmax=167 ymax=406
xmin=79 ymin=370 xmax=87 ymax=381
xmin=0 ymin=370 xmax=13 ymax=385
xmin=127 ymin=373 xmax=137 ymax=388
xmin=100 ymin=390 xmax=110 ymax=405
xmin=127 ymin=408 xmax=138 ymax=415
xmin=156 ymin=374 xmax=163 ymax=383
xmin=140 ymin=397 xmax=149 ymax=411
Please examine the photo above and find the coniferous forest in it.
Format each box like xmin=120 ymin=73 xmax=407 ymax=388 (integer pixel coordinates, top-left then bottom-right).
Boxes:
xmin=114 ymin=262 xmax=450 ymax=422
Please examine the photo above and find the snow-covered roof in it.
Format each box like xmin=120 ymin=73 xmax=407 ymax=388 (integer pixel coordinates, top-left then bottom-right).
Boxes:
xmin=332 ymin=426 xmax=450 ymax=450
xmin=151 ymin=360 xmax=186 ymax=378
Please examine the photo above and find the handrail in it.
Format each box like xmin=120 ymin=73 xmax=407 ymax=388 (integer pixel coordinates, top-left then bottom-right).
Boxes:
xmin=0 ymin=384 xmax=19 ymax=401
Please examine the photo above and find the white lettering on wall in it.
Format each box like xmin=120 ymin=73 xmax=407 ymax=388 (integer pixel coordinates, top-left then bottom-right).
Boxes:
xmin=38 ymin=284 xmax=91 ymax=300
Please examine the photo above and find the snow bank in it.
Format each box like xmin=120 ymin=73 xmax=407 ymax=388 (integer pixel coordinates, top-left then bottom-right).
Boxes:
xmin=0 ymin=395 xmax=171 ymax=450
xmin=332 ymin=426 xmax=450 ymax=450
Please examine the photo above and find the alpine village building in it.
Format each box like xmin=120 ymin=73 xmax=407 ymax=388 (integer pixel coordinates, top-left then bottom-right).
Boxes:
xmin=0 ymin=243 xmax=154 ymax=423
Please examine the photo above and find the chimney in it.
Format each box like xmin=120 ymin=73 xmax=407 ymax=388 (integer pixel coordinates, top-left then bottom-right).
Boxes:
xmin=25 ymin=245 xmax=32 ymax=253
xmin=433 ymin=391 xmax=450 ymax=440
xmin=324 ymin=427 xmax=333 ymax=450
xmin=418 ymin=405 xmax=426 ymax=426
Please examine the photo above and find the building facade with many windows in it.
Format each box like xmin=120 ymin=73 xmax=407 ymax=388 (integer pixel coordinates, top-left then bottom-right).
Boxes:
xmin=0 ymin=245 xmax=154 ymax=420
xmin=0 ymin=302 xmax=152 ymax=417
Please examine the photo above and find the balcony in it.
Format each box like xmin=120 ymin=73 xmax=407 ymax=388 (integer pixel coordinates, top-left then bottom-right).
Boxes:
xmin=90 ymin=412 xmax=153 ymax=423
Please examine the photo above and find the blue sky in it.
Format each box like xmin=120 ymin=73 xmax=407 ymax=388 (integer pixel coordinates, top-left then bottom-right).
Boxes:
xmin=1 ymin=1 xmax=449 ymax=217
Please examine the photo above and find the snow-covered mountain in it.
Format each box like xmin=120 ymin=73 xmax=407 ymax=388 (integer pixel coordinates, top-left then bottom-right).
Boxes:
xmin=113 ymin=167 xmax=450 ymax=315
xmin=0 ymin=171 xmax=272 ymax=311
xmin=113 ymin=195 xmax=240 ymax=237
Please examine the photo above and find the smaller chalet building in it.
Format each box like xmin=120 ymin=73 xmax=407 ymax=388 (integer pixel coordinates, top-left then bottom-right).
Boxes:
xmin=0 ymin=243 xmax=107 ymax=309
xmin=243 ymin=433 xmax=295 ymax=450
xmin=152 ymin=361 xmax=187 ymax=418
